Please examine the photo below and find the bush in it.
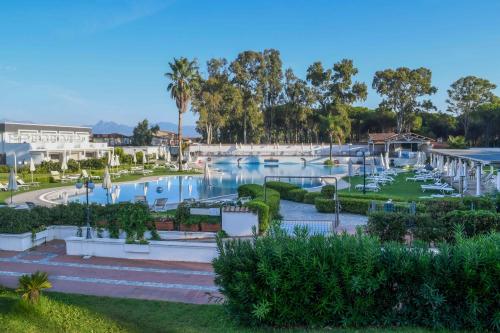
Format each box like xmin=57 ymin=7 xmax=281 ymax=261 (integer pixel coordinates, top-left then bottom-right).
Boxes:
xmin=213 ymin=228 xmax=500 ymax=330
xmin=340 ymin=197 xmax=371 ymax=215
xmin=303 ymin=191 xmax=323 ymax=204
xmin=175 ymin=202 xmax=191 ymax=226
xmin=367 ymin=211 xmax=408 ymax=242
xmin=117 ymin=203 xmax=151 ymax=242
xmin=320 ymin=184 xmax=336 ymax=198
xmin=265 ymin=181 xmax=299 ymax=200
xmin=246 ymin=201 xmax=269 ymax=233
xmin=442 ymin=210 xmax=500 ymax=239
xmin=237 ymin=184 xmax=263 ymax=198
xmin=323 ymin=159 xmax=334 ymax=166
xmin=287 ymin=188 xmax=307 ymax=202
xmin=314 ymin=197 xmax=336 ymax=213
xmin=411 ymin=213 xmax=447 ymax=244
xmin=238 ymin=184 xmax=280 ymax=233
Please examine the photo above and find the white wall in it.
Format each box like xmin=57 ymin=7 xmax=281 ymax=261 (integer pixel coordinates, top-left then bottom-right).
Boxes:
xmin=222 ymin=211 xmax=258 ymax=236
xmin=65 ymin=237 xmax=218 ymax=263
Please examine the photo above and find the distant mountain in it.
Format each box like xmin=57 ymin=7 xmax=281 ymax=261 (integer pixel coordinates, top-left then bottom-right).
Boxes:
xmin=91 ymin=120 xmax=200 ymax=138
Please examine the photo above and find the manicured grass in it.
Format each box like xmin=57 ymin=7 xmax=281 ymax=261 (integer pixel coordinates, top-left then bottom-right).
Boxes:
xmin=340 ymin=172 xmax=431 ymax=201
xmin=0 ymin=167 xmax=201 ymax=204
xmin=0 ymin=290 xmax=456 ymax=333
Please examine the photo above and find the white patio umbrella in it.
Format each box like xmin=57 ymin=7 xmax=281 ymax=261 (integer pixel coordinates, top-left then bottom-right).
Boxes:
xmin=166 ymin=149 xmax=171 ymax=163
xmin=385 ymin=151 xmax=390 ymax=170
xmin=204 ymin=162 xmax=211 ymax=186
xmin=142 ymin=152 xmax=147 ymax=165
xmin=347 ymin=158 xmax=354 ymax=177
xmin=13 ymin=153 xmax=17 ymax=175
xmin=380 ymin=153 xmax=386 ymax=170
xmin=62 ymin=191 xmax=68 ymax=205
xmin=114 ymin=155 xmax=120 ymax=167
xmin=114 ymin=185 xmax=121 ymax=202
xmin=188 ymin=183 xmax=193 ymax=196
xmin=102 ymin=167 xmax=112 ymax=204
xmin=7 ymin=168 xmax=17 ymax=204
xmin=111 ymin=191 xmax=117 ymax=204
xmin=107 ymin=151 xmax=113 ymax=166
xmin=29 ymin=157 xmax=36 ymax=184
xmin=143 ymin=182 xmax=148 ymax=196
xmin=61 ymin=151 xmax=68 ymax=177
xmin=155 ymin=150 xmax=159 ymax=161
xmin=133 ymin=151 xmax=137 ymax=165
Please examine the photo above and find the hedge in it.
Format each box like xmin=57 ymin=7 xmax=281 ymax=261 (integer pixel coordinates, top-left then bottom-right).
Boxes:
xmin=0 ymin=202 xmax=154 ymax=238
xmin=367 ymin=211 xmax=409 ymax=242
xmin=314 ymin=197 xmax=335 ymax=213
xmin=264 ymin=181 xmax=299 ymax=200
xmin=214 ymin=228 xmax=500 ymax=330
xmin=320 ymin=184 xmax=336 ymax=198
xmin=287 ymin=188 xmax=307 ymax=202
xmin=238 ymin=184 xmax=280 ymax=232
xmin=303 ymin=192 xmax=323 ymax=204
xmin=442 ymin=210 xmax=500 ymax=239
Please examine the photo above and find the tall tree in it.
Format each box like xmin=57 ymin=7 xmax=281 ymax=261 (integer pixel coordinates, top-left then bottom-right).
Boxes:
xmin=446 ymin=76 xmax=497 ymax=140
xmin=229 ymin=51 xmax=265 ymax=143
xmin=262 ymin=49 xmax=283 ymax=141
xmin=131 ymin=119 xmax=159 ymax=146
xmin=165 ymin=57 xmax=200 ymax=170
xmin=320 ymin=110 xmax=350 ymax=160
xmin=372 ymin=67 xmax=437 ymax=133
xmin=306 ymin=61 xmax=332 ymax=112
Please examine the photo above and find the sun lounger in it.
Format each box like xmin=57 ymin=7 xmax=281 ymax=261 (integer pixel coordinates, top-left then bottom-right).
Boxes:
xmin=150 ymin=198 xmax=168 ymax=212
xmin=15 ymin=178 xmax=31 ymax=190
xmin=82 ymin=169 xmax=101 ymax=180
xmin=0 ymin=183 xmax=8 ymax=191
xmin=134 ymin=195 xmax=147 ymax=204
xmin=421 ymin=183 xmax=454 ymax=193
xmin=355 ymin=183 xmax=380 ymax=192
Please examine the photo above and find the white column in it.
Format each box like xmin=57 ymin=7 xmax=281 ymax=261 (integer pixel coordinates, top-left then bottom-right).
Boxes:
xmin=476 ymin=163 xmax=482 ymax=196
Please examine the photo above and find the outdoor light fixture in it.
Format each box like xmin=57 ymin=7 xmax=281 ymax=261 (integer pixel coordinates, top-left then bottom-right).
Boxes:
xmin=75 ymin=177 xmax=94 ymax=239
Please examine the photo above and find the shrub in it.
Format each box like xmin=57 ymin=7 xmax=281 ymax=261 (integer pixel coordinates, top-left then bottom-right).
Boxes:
xmin=16 ymin=271 xmax=52 ymax=304
xmin=213 ymin=228 xmax=500 ymax=330
xmin=237 ymin=184 xmax=263 ymax=198
xmin=411 ymin=213 xmax=447 ymax=244
xmin=442 ymin=210 xmax=500 ymax=239
xmin=340 ymin=197 xmax=371 ymax=215
xmin=238 ymin=184 xmax=281 ymax=232
xmin=320 ymin=184 xmax=336 ymax=198
xmin=367 ymin=211 xmax=407 ymax=242
xmin=265 ymin=181 xmax=299 ymax=200
xmin=246 ymin=201 xmax=269 ymax=233
xmin=314 ymin=197 xmax=336 ymax=213
xmin=303 ymin=192 xmax=323 ymax=204
xmin=117 ymin=203 xmax=151 ymax=242
xmin=287 ymin=188 xmax=307 ymax=202
xmin=175 ymin=202 xmax=191 ymax=226
xmin=323 ymin=159 xmax=334 ymax=166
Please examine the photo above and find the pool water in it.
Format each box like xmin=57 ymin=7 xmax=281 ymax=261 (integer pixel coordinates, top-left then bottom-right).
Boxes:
xmin=70 ymin=163 xmax=346 ymax=205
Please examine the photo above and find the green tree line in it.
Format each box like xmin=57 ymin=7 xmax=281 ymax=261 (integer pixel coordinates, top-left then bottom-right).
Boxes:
xmin=164 ymin=50 xmax=498 ymax=147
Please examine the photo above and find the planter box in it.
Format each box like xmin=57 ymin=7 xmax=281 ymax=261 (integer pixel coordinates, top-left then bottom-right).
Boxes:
xmin=154 ymin=221 xmax=174 ymax=231
xmin=0 ymin=225 xmax=80 ymax=251
xmin=124 ymin=243 xmax=150 ymax=253
xmin=180 ymin=224 xmax=200 ymax=232
xmin=65 ymin=237 xmax=218 ymax=263
xmin=200 ymin=222 xmax=221 ymax=232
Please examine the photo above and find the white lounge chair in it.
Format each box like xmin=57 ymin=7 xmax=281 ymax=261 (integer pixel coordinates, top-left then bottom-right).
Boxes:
xmin=0 ymin=182 xmax=7 ymax=191
xmin=421 ymin=183 xmax=454 ymax=193
xmin=150 ymin=198 xmax=168 ymax=212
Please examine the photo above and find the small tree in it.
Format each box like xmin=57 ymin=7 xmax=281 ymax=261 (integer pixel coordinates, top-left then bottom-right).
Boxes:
xmin=16 ymin=271 xmax=52 ymax=304
xmin=447 ymin=76 xmax=496 ymax=141
xmin=131 ymin=119 xmax=159 ymax=146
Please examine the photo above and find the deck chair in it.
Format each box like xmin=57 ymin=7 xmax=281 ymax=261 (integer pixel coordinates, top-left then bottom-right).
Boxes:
xmin=134 ymin=195 xmax=147 ymax=204
xmin=16 ymin=178 xmax=31 ymax=189
xmin=50 ymin=171 xmax=62 ymax=182
xmin=0 ymin=182 xmax=7 ymax=191
xmin=150 ymin=198 xmax=168 ymax=212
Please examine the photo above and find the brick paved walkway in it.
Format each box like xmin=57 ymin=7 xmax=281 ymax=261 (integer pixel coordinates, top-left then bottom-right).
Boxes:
xmin=0 ymin=240 xmax=221 ymax=304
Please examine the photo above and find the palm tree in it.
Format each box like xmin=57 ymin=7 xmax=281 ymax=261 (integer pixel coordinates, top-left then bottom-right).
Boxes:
xmin=320 ymin=114 xmax=349 ymax=161
xmin=165 ymin=57 xmax=200 ymax=171
xmin=16 ymin=271 xmax=52 ymax=303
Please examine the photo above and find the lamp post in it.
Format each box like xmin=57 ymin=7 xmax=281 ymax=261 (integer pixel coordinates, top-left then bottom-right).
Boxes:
xmin=76 ymin=177 xmax=94 ymax=239
xmin=357 ymin=150 xmax=367 ymax=194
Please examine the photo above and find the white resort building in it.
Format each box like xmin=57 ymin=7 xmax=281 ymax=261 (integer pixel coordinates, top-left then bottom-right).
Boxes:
xmin=0 ymin=122 xmax=112 ymax=166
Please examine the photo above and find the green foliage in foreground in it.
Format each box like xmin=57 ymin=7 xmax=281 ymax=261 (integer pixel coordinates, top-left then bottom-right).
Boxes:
xmin=214 ymin=228 xmax=500 ymax=330
xmin=238 ymin=184 xmax=280 ymax=232
xmin=0 ymin=290 xmax=461 ymax=333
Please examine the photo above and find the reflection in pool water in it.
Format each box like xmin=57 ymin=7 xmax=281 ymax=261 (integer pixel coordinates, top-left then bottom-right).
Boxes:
xmin=69 ymin=163 xmax=346 ymax=205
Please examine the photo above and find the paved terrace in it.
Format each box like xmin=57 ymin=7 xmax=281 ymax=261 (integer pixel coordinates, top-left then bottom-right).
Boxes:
xmin=0 ymin=241 xmax=221 ymax=304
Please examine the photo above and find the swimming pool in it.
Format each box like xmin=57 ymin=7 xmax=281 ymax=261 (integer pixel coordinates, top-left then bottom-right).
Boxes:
xmin=69 ymin=163 xmax=346 ymax=205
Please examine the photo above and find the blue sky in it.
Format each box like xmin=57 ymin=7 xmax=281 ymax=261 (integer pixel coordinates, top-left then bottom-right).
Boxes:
xmin=1 ymin=0 xmax=499 ymax=127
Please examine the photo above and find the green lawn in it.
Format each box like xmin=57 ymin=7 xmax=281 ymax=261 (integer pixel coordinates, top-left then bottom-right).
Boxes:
xmin=0 ymin=168 xmax=201 ymax=204
xmin=339 ymin=172 xmax=434 ymax=201
xmin=0 ymin=290 xmax=456 ymax=333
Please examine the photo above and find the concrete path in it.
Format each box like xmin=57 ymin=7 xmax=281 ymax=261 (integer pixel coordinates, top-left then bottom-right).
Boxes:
xmin=0 ymin=240 xmax=221 ymax=304
xmin=279 ymin=200 xmax=367 ymax=235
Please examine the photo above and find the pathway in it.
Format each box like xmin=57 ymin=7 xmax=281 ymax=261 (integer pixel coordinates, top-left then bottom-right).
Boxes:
xmin=279 ymin=200 xmax=368 ymax=235
xmin=0 ymin=240 xmax=221 ymax=304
